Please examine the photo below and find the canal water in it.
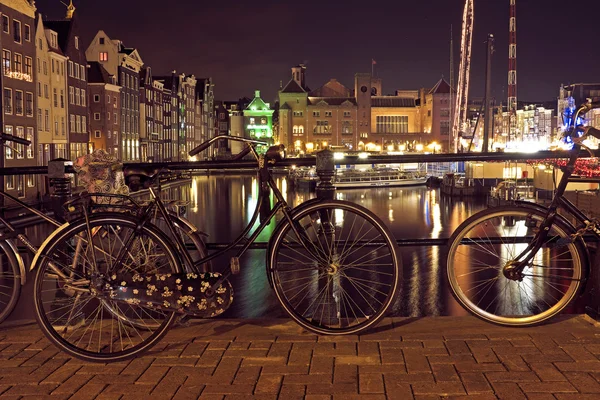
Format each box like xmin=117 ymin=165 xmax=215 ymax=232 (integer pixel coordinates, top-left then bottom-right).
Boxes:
xmin=9 ymin=174 xmax=586 ymax=322
xmin=149 ymin=174 xmax=488 ymax=319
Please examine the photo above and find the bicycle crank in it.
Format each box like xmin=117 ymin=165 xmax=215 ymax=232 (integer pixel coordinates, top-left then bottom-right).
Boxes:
xmin=97 ymin=271 xmax=234 ymax=318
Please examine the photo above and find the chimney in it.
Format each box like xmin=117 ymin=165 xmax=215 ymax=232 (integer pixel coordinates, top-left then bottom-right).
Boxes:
xmin=255 ymin=90 xmax=260 ymax=98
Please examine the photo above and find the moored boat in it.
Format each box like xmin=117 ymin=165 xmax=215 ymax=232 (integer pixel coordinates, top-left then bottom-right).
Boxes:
xmin=334 ymin=168 xmax=428 ymax=189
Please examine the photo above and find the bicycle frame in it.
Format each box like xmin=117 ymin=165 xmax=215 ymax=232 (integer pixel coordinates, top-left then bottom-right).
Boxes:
xmin=134 ymin=143 xmax=301 ymax=285
xmin=512 ymin=143 xmax=600 ymax=268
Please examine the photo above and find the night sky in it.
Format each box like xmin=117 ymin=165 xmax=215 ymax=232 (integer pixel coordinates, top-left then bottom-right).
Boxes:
xmin=36 ymin=0 xmax=600 ymax=105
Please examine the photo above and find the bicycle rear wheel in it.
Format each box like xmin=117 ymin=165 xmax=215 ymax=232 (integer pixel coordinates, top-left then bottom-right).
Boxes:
xmin=447 ymin=205 xmax=585 ymax=326
xmin=269 ymin=200 xmax=401 ymax=335
xmin=33 ymin=214 xmax=181 ymax=362
xmin=0 ymin=242 xmax=21 ymax=324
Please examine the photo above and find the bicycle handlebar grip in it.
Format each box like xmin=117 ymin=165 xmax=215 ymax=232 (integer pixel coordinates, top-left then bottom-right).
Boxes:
xmin=189 ymin=140 xmax=212 ymax=157
xmin=1 ymin=132 xmax=31 ymax=146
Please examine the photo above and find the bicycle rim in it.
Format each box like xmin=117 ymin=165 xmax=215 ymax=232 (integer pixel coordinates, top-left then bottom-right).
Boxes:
xmin=270 ymin=200 xmax=401 ymax=334
xmin=447 ymin=207 xmax=583 ymax=326
xmin=33 ymin=215 xmax=180 ymax=362
xmin=0 ymin=244 xmax=21 ymax=324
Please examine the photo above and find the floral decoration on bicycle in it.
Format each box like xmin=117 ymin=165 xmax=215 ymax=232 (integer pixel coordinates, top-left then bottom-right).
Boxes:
xmin=101 ymin=271 xmax=233 ymax=318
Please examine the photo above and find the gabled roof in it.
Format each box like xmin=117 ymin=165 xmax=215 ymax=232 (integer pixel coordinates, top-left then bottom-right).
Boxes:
xmin=43 ymin=20 xmax=72 ymax=53
xmin=371 ymin=97 xmax=416 ymax=107
xmin=279 ymin=103 xmax=291 ymax=110
xmin=246 ymin=94 xmax=270 ymax=111
xmin=281 ymin=79 xmax=306 ymax=94
xmin=87 ymin=61 xmax=113 ymax=84
xmin=428 ymin=78 xmax=453 ymax=94
xmin=309 ymin=79 xmax=351 ymax=97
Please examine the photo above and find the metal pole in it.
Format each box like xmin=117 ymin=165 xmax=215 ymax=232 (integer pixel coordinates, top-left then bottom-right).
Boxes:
xmin=315 ymin=149 xmax=335 ymax=200
xmin=482 ymin=34 xmax=494 ymax=153
xmin=47 ymin=159 xmax=73 ymax=223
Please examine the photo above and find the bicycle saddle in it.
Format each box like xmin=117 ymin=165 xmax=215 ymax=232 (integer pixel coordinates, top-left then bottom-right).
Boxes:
xmin=123 ymin=165 xmax=163 ymax=179
xmin=123 ymin=166 xmax=165 ymax=191
xmin=264 ymin=144 xmax=286 ymax=164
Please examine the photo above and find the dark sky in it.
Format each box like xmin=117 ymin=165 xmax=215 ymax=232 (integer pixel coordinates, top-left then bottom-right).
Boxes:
xmin=36 ymin=0 xmax=600 ymax=105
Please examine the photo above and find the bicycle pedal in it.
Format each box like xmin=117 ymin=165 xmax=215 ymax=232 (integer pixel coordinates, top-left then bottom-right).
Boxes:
xmin=230 ymin=257 xmax=240 ymax=275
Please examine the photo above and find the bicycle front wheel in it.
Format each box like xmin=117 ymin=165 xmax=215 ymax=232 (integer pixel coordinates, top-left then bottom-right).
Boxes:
xmin=269 ymin=200 xmax=401 ymax=335
xmin=447 ymin=205 xmax=584 ymax=326
xmin=0 ymin=242 xmax=21 ymax=324
xmin=33 ymin=214 xmax=181 ymax=362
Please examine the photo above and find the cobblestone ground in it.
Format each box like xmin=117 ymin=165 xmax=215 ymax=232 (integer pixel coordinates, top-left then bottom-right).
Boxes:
xmin=1 ymin=316 xmax=600 ymax=399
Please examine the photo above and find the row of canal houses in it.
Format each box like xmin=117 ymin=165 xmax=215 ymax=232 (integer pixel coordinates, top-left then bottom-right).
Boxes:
xmin=1 ymin=0 xmax=215 ymax=200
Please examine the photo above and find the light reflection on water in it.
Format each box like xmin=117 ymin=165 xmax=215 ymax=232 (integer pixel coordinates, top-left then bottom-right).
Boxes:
xmin=180 ymin=174 xmax=490 ymax=318
xmin=13 ymin=174 xmax=582 ymax=322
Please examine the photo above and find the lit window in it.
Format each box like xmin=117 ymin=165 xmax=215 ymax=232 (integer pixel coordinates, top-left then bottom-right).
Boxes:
xmin=99 ymin=52 xmax=108 ymax=62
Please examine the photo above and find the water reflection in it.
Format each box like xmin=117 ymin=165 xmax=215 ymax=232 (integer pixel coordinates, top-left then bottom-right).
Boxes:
xmin=180 ymin=175 xmax=490 ymax=318
xmin=13 ymin=174 xmax=584 ymax=322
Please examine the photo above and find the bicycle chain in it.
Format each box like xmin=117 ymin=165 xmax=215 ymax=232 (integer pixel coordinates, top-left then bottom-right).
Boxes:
xmin=570 ymin=219 xmax=600 ymax=240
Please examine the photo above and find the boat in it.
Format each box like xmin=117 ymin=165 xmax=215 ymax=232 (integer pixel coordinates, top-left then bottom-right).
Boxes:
xmin=289 ymin=167 xmax=319 ymax=190
xmin=334 ymin=168 xmax=428 ymax=189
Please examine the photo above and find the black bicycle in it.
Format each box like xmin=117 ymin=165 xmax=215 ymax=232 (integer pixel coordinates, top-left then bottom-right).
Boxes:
xmin=446 ymin=99 xmax=600 ymax=326
xmin=0 ymin=132 xmax=210 ymax=325
xmin=32 ymin=136 xmax=402 ymax=362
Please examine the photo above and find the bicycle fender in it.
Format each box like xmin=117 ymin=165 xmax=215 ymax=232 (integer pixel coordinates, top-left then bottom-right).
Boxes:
xmin=265 ymin=197 xmax=328 ymax=288
xmin=29 ymin=221 xmax=71 ymax=271
xmin=0 ymin=240 xmax=26 ymax=285
xmin=167 ymin=211 xmax=208 ymax=237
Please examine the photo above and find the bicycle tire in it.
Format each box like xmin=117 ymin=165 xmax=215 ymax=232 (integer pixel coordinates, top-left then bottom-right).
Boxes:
xmin=268 ymin=200 xmax=401 ymax=335
xmin=0 ymin=241 xmax=21 ymax=324
xmin=33 ymin=213 xmax=181 ymax=362
xmin=446 ymin=205 xmax=585 ymax=326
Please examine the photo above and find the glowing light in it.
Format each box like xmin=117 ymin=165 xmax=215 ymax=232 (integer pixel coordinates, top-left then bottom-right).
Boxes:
xmin=358 ymin=152 xmax=368 ymax=159
xmin=452 ymin=0 xmax=474 ymax=153
xmin=416 ymin=144 xmax=424 ymax=152
xmin=247 ymin=124 xmax=270 ymax=130
xmin=333 ymin=152 xmax=344 ymax=160
xmin=6 ymin=71 xmax=33 ymax=82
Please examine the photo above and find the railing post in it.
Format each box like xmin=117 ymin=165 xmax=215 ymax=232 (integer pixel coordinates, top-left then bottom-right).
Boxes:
xmin=48 ymin=158 xmax=73 ymax=223
xmin=315 ymin=149 xmax=335 ymax=200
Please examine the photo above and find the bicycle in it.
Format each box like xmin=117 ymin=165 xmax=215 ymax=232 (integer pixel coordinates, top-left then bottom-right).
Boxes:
xmin=0 ymin=133 xmax=210 ymax=325
xmin=446 ymin=99 xmax=600 ymax=326
xmin=31 ymin=136 xmax=402 ymax=362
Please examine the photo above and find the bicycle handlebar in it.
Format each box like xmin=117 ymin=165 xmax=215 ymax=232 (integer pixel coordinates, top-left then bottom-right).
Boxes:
xmin=189 ymin=135 xmax=268 ymax=157
xmin=231 ymin=145 xmax=252 ymax=160
xmin=1 ymin=132 xmax=31 ymax=146
xmin=581 ymin=126 xmax=600 ymax=140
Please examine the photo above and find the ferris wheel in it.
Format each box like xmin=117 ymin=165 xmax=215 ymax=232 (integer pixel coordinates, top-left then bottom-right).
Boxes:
xmin=452 ymin=0 xmax=474 ymax=152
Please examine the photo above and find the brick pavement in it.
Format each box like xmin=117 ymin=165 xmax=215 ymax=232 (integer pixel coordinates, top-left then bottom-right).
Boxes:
xmin=1 ymin=315 xmax=600 ymax=399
